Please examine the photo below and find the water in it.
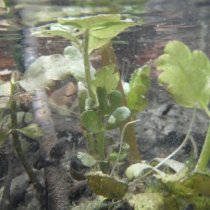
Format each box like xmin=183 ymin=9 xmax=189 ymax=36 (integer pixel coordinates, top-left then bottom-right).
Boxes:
xmin=1 ymin=0 xmax=210 ymax=71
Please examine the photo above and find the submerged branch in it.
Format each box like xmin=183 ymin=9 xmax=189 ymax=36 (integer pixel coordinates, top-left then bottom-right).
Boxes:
xmin=32 ymin=89 xmax=70 ymax=210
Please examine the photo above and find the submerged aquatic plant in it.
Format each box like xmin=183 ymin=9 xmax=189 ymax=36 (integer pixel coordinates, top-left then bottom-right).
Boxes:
xmin=23 ymin=14 xmax=151 ymax=164
xmin=126 ymin=40 xmax=210 ymax=209
xmin=1 ymin=10 xmax=210 ymax=209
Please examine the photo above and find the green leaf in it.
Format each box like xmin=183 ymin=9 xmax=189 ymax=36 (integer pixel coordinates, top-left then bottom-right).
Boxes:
xmin=107 ymin=106 xmax=131 ymax=129
xmin=32 ymin=23 xmax=81 ymax=48
xmin=90 ymin=21 xmax=135 ymax=39
xmin=16 ymin=123 xmax=43 ymax=139
xmin=156 ymin=40 xmax=210 ymax=109
xmin=96 ymin=87 xmax=108 ymax=114
xmin=81 ymin=110 xmax=102 ymax=133
xmin=88 ymin=36 xmax=111 ymax=54
xmin=77 ymin=152 xmax=97 ymax=167
xmin=59 ymin=14 xmax=135 ymax=53
xmin=58 ymin=14 xmax=121 ymax=29
xmin=127 ymin=65 xmax=150 ymax=112
xmin=89 ymin=21 xmax=135 ymax=52
xmin=92 ymin=65 xmax=119 ymax=93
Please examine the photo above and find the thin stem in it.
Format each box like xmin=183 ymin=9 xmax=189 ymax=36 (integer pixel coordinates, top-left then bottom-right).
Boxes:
xmin=153 ymin=107 xmax=197 ymax=171
xmin=96 ymin=131 xmax=105 ymax=160
xmin=195 ymin=122 xmax=210 ymax=172
xmin=83 ymin=30 xmax=106 ymax=160
xmin=83 ymin=29 xmax=95 ymax=103
xmin=201 ymin=103 xmax=210 ymax=118
xmin=99 ymin=43 xmax=141 ymax=161
xmin=138 ymin=107 xmax=197 ymax=180
xmin=110 ymin=119 xmax=141 ymax=176
xmin=86 ymin=132 xmax=97 ymax=156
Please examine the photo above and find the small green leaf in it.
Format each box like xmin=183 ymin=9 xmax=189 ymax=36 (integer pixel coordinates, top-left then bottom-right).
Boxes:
xmin=127 ymin=65 xmax=150 ymax=112
xmin=107 ymin=106 xmax=131 ymax=129
xmin=96 ymin=87 xmax=108 ymax=113
xmin=77 ymin=152 xmax=97 ymax=167
xmin=82 ymin=110 xmax=102 ymax=133
xmin=156 ymin=40 xmax=210 ymax=109
xmin=92 ymin=65 xmax=119 ymax=93
xmin=16 ymin=123 xmax=43 ymax=139
xmin=108 ymin=90 xmax=122 ymax=113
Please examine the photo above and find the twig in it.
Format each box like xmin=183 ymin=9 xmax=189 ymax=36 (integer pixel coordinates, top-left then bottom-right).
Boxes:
xmin=33 ymin=89 xmax=70 ymax=210
xmin=152 ymin=107 xmax=196 ymax=171
xmin=110 ymin=119 xmax=141 ymax=176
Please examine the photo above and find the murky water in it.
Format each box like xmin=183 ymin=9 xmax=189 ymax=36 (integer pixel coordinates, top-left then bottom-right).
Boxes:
xmin=1 ymin=0 xmax=210 ymax=71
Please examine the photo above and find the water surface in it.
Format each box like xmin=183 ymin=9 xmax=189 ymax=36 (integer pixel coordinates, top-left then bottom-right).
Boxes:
xmin=0 ymin=0 xmax=210 ymax=71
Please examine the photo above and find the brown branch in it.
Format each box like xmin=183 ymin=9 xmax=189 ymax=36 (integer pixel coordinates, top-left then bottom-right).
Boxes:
xmin=32 ymin=89 xmax=70 ymax=210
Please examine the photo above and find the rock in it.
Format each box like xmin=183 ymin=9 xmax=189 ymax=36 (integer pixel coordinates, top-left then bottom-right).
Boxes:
xmin=136 ymin=104 xmax=208 ymax=160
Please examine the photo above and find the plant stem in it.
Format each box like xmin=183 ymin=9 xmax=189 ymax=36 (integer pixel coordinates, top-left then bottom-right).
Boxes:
xmin=195 ymin=122 xmax=210 ymax=172
xmin=194 ymin=103 xmax=210 ymax=172
xmin=110 ymin=119 xmax=141 ymax=176
xmin=9 ymin=74 xmax=45 ymax=204
xmin=83 ymin=30 xmax=106 ymax=160
xmin=99 ymin=43 xmax=141 ymax=161
xmin=83 ymin=29 xmax=95 ymax=103
xmin=201 ymin=103 xmax=210 ymax=118
xmin=86 ymin=132 xmax=97 ymax=155
xmin=153 ymin=107 xmax=196 ymax=171
xmin=96 ymin=131 xmax=105 ymax=160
